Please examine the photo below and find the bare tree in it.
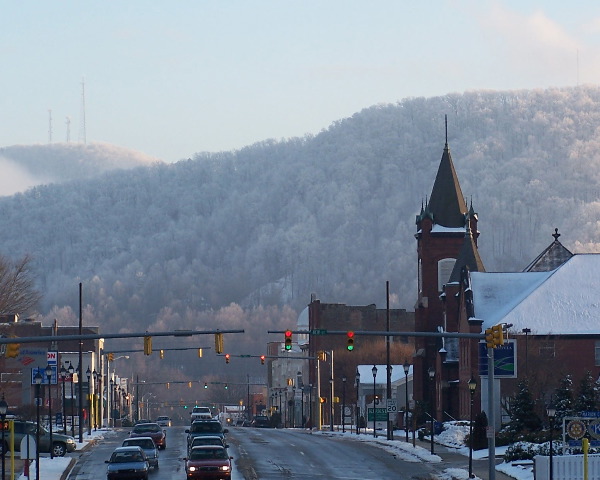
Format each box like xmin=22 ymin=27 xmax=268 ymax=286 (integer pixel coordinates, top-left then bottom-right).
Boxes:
xmin=0 ymin=254 xmax=41 ymax=315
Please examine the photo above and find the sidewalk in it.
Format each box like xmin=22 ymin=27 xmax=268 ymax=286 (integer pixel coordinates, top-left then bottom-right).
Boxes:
xmin=413 ymin=438 xmax=515 ymax=480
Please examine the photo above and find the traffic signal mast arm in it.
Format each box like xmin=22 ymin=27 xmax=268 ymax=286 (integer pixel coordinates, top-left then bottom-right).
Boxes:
xmin=268 ymin=329 xmax=488 ymax=341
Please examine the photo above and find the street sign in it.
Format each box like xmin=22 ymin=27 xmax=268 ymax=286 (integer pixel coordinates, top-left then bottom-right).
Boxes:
xmin=47 ymin=351 xmax=58 ymax=365
xmin=386 ymin=399 xmax=397 ymax=413
xmin=367 ymin=407 xmax=388 ymax=421
xmin=310 ymin=329 xmax=327 ymax=335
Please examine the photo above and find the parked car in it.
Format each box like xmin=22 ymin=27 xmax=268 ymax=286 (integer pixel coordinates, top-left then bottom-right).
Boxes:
xmin=0 ymin=420 xmax=76 ymax=457
xmin=156 ymin=416 xmax=172 ymax=427
xmin=190 ymin=406 xmax=212 ymax=422
xmin=129 ymin=422 xmax=166 ymax=450
xmin=105 ymin=446 xmax=150 ymax=480
xmin=184 ymin=445 xmax=232 ymax=479
xmin=185 ymin=420 xmax=228 ymax=449
xmin=188 ymin=435 xmax=229 ymax=455
xmin=250 ymin=415 xmax=272 ymax=428
xmin=121 ymin=437 xmax=159 ymax=469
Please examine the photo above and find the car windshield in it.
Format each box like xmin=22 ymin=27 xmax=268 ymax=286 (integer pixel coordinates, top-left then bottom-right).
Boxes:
xmin=111 ymin=451 xmax=145 ymax=463
xmin=134 ymin=424 xmax=160 ymax=433
xmin=190 ymin=422 xmax=222 ymax=433
xmin=190 ymin=448 xmax=227 ymax=460
xmin=124 ymin=439 xmax=154 ymax=449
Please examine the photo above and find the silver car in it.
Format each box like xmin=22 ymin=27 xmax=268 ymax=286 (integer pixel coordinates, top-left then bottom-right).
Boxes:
xmin=121 ymin=437 xmax=159 ymax=469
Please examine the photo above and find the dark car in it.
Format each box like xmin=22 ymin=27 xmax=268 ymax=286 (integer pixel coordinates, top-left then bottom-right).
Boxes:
xmin=188 ymin=435 xmax=229 ymax=455
xmin=121 ymin=437 xmax=159 ymax=469
xmin=129 ymin=422 xmax=166 ymax=450
xmin=250 ymin=415 xmax=271 ymax=428
xmin=105 ymin=446 xmax=150 ymax=480
xmin=0 ymin=420 xmax=76 ymax=457
xmin=185 ymin=420 xmax=228 ymax=449
xmin=185 ymin=445 xmax=232 ymax=479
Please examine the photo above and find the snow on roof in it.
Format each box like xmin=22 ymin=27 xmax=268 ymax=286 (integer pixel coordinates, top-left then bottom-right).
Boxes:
xmin=430 ymin=225 xmax=465 ymax=234
xmin=472 ymin=255 xmax=600 ymax=335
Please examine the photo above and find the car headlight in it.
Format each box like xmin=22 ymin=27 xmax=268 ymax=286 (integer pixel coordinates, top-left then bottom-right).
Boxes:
xmin=219 ymin=465 xmax=231 ymax=472
xmin=188 ymin=466 xmax=197 ymax=472
xmin=66 ymin=438 xmax=75 ymax=444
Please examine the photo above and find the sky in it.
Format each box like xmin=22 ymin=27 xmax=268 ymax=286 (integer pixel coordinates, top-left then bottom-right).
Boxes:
xmin=2 ymin=1 xmax=600 ymax=163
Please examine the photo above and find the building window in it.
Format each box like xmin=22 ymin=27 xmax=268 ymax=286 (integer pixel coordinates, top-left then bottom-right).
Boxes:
xmin=595 ymin=341 xmax=600 ymax=366
xmin=437 ymin=258 xmax=456 ymax=292
xmin=539 ymin=342 xmax=555 ymax=358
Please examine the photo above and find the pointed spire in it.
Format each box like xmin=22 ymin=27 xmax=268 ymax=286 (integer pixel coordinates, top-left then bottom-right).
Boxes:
xmin=427 ymin=118 xmax=468 ymax=228
xmin=552 ymin=228 xmax=561 ymax=241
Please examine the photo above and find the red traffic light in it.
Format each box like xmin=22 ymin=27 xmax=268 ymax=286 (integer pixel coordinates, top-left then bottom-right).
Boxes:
xmin=347 ymin=331 xmax=355 ymax=351
xmin=260 ymin=355 xmax=266 ymax=365
xmin=284 ymin=330 xmax=293 ymax=350
xmin=225 ymin=353 xmax=230 ymax=364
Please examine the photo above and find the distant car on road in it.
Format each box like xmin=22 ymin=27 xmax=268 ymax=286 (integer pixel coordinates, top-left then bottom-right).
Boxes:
xmin=190 ymin=406 xmax=212 ymax=422
xmin=156 ymin=416 xmax=172 ymax=427
xmin=184 ymin=445 xmax=232 ymax=480
xmin=121 ymin=437 xmax=159 ymax=469
xmin=251 ymin=415 xmax=272 ymax=428
xmin=129 ymin=422 xmax=167 ymax=450
xmin=188 ymin=434 xmax=229 ymax=455
xmin=105 ymin=446 xmax=150 ymax=480
xmin=185 ymin=420 xmax=228 ymax=449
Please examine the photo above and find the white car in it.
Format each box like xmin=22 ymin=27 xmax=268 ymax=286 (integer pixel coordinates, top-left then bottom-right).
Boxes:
xmin=156 ymin=416 xmax=172 ymax=427
xmin=190 ymin=406 xmax=212 ymax=422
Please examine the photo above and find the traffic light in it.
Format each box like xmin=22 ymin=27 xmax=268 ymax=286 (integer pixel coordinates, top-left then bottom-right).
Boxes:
xmin=260 ymin=355 xmax=265 ymax=365
xmin=204 ymin=382 xmax=208 ymax=389
xmin=166 ymin=382 xmax=170 ymax=389
xmin=224 ymin=383 xmax=228 ymax=389
xmin=225 ymin=354 xmax=230 ymax=364
xmin=317 ymin=351 xmax=327 ymax=361
xmin=319 ymin=397 xmax=327 ymax=404
xmin=5 ymin=343 xmax=20 ymax=358
xmin=284 ymin=330 xmax=292 ymax=350
xmin=107 ymin=352 xmax=114 ymax=362
xmin=346 ymin=331 xmax=355 ymax=351
xmin=198 ymin=348 xmax=203 ymax=358
xmin=188 ymin=381 xmax=192 ymax=388
xmin=485 ymin=328 xmax=494 ymax=348
xmin=159 ymin=349 xmax=164 ymax=359
xmin=492 ymin=324 xmax=504 ymax=347
xmin=144 ymin=336 xmax=152 ymax=355
xmin=215 ymin=333 xmax=224 ymax=354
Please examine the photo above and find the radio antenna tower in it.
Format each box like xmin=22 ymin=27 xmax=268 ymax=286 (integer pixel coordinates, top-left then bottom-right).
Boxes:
xmin=79 ymin=77 xmax=87 ymax=144
xmin=48 ymin=109 xmax=53 ymax=143
xmin=65 ymin=116 xmax=71 ymax=143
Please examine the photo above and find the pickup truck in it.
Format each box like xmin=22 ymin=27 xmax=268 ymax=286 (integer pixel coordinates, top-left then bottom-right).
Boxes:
xmin=190 ymin=406 xmax=212 ymax=422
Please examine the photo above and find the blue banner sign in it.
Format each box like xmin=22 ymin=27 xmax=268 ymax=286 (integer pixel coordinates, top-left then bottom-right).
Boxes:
xmin=479 ymin=340 xmax=516 ymax=378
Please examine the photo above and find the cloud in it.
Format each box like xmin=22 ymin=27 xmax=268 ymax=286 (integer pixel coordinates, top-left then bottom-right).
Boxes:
xmin=480 ymin=4 xmax=582 ymax=79
xmin=0 ymin=157 xmax=50 ymax=196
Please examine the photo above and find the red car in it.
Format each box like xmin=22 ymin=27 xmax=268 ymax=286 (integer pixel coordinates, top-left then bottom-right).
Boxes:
xmin=185 ymin=445 xmax=232 ymax=479
xmin=129 ymin=422 xmax=166 ymax=450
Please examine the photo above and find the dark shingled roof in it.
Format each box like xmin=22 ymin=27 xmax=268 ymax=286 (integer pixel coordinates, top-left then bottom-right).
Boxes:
xmin=427 ymin=143 xmax=468 ymax=228
xmin=449 ymin=227 xmax=486 ymax=283
xmin=524 ymin=228 xmax=573 ymax=272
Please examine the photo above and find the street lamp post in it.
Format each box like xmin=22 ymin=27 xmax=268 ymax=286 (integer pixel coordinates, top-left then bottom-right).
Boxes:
xmin=468 ymin=377 xmax=477 ymax=478
xmin=92 ymin=370 xmax=98 ymax=430
xmin=522 ymin=328 xmax=531 ymax=376
xmin=68 ymin=362 xmax=75 ymax=435
xmin=355 ymin=370 xmax=360 ymax=435
xmin=342 ymin=376 xmax=346 ymax=433
xmin=308 ymin=384 xmax=313 ymax=431
xmin=372 ymin=365 xmax=377 ymax=438
xmin=60 ymin=365 xmax=67 ymax=435
xmin=0 ymin=394 xmax=8 ymax=480
xmin=403 ymin=361 xmax=410 ymax=443
xmin=428 ymin=367 xmax=435 ymax=455
xmin=34 ymin=370 xmax=42 ymax=480
xmin=329 ymin=377 xmax=334 ymax=432
xmin=86 ymin=366 xmax=92 ymax=435
xmin=547 ymin=406 xmax=556 ymax=480
xmin=44 ymin=363 xmax=54 ymax=459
